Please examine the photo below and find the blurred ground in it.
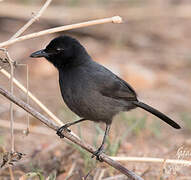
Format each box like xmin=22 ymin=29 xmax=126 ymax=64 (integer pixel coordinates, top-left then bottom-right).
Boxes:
xmin=0 ymin=0 xmax=191 ymax=179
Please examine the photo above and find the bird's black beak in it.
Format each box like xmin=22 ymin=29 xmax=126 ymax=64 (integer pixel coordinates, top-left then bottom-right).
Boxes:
xmin=30 ymin=49 xmax=48 ymax=58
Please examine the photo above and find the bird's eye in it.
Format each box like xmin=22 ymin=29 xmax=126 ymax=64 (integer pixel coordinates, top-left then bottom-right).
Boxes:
xmin=56 ymin=48 xmax=64 ymax=51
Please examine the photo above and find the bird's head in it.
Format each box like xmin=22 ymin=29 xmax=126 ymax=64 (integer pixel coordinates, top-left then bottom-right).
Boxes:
xmin=30 ymin=35 xmax=89 ymax=68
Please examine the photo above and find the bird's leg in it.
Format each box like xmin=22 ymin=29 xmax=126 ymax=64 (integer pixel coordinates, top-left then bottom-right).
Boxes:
xmin=92 ymin=123 xmax=111 ymax=162
xmin=56 ymin=118 xmax=87 ymax=138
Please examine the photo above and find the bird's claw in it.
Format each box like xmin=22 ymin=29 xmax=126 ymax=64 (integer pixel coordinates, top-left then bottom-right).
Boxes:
xmin=56 ymin=125 xmax=71 ymax=138
xmin=91 ymin=148 xmax=104 ymax=162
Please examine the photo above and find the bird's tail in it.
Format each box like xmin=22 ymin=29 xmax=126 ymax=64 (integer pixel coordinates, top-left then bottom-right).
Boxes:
xmin=133 ymin=101 xmax=181 ymax=129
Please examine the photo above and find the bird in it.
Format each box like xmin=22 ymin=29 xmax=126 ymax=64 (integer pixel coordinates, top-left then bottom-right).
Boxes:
xmin=30 ymin=35 xmax=181 ymax=160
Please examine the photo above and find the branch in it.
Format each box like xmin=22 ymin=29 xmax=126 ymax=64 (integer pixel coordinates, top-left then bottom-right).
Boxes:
xmin=10 ymin=0 xmax=53 ymax=39
xmin=0 ymin=86 xmax=143 ymax=180
xmin=0 ymin=16 xmax=122 ymax=48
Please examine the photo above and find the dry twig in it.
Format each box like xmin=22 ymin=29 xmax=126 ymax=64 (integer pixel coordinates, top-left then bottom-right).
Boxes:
xmin=0 ymin=48 xmax=15 ymax=152
xmin=0 ymin=16 xmax=122 ymax=48
xmin=10 ymin=0 xmax=53 ymax=40
xmin=65 ymin=162 xmax=76 ymax=180
xmin=110 ymin=156 xmax=191 ymax=166
xmin=0 ymin=86 xmax=143 ymax=180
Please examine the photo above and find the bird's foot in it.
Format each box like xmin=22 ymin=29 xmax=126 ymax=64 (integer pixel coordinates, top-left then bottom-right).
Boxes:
xmin=91 ymin=147 xmax=104 ymax=162
xmin=56 ymin=124 xmax=71 ymax=138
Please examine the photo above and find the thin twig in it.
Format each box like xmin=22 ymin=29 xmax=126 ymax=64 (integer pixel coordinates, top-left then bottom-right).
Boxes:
xmin=65 ymin=162 xmax=76 ymax=180
xmin=0 ymin=86 xmax=143 ymax=180
xmin=140 ymin=167 xmax=151 ymax=178
xmin=9 ymin=62 xmax=14 ymax=152
xmin=5 ymin=50 xmax=15 ymax=153
xmin=26 ymin=65 xmax=29 ymax=135
xmin=0 ymin=16 xmax=122 ymax=48
xmin=15 ymin=64 xmax=30 ymax=135
xmin=6 ymin=0 xmax=52 ymax=136
xmin=8 ymin=167 xmax=14 ymax=180
xmin=10 ymin=0 xmax=52 ymax=39
xmin=103 ymin=175 xmax=126 ymax=180
xmin=98 ymin=169 xmax=105 ymax=180
xmin=110 ymin=157 xmax=191 ymax=166
xmin=157 ymin=159 xmax=166 ymax=180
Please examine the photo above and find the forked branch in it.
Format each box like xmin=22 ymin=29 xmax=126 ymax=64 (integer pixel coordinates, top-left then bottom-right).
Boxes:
xmin=0 ymin=16 xmax=122 ymax=48
xmin=10 ymin=0 xmax=53 ymax=39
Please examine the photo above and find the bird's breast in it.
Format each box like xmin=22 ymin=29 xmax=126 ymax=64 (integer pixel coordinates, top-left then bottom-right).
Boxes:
xmin=58 ymin=68 xmax=124 ymax=121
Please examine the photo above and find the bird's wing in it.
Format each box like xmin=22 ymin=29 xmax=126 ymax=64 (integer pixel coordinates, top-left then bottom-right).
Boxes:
xmin=90 ymin=64 xmax=137 ymax=101
xmin=100 ymin=76 xmax=137 ymax=101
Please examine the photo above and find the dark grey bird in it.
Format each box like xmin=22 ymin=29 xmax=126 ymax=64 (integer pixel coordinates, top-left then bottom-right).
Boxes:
xmin=30 ymin=35 xmax=180 ymax=160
